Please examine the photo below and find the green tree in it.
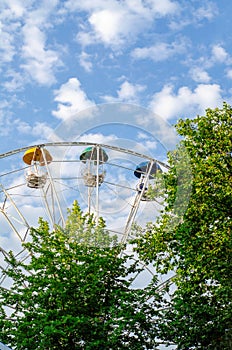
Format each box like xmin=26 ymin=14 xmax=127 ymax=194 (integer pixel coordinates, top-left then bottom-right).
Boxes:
xmin=0 ymin=201 xmax=164 ymax=350
xmin=135 ymin=103 xmax=232 ymax=349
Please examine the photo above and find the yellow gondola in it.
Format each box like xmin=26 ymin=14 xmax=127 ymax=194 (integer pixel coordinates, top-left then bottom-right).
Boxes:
xmin=23 ymin=147 xmax=52 ymax=166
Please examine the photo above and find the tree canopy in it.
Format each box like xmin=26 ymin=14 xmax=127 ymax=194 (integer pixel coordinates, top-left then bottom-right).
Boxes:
xmin=135 ymin=103 xmax=232 ymax=349
xmin=0 ymin=201 xmax=164 ymax=350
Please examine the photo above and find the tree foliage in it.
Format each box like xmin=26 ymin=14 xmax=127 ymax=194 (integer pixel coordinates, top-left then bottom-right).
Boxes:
xmin=0 ymin=201 xmax=164 ymax=350
xmin=135 ymin=103 xmax=232 ymax=349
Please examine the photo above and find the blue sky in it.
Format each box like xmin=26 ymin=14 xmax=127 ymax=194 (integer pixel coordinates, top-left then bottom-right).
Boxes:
xmin=1 ymin=0 xmax=232 ymax=154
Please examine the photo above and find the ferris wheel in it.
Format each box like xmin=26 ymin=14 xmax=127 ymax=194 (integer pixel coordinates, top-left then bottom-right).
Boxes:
xmin=0 ymin=141 xmax=169 ymax=290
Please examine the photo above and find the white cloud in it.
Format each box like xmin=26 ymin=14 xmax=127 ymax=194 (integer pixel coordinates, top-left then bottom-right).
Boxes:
xmin=16 ymin=120 xmax=59 ymax=141
xmin=136 ymin=131 xmax=160 ymax=151
xmin=79 ymin=51 xmax=93 ymax=72
xmin=9 ymin=119 xmax=62 ymax=146
xmin=142 ymin=139 xmax=157 ymax=150
xmin=146 ymin=0 xmax=178 ymax=16
xmin=71 ymin=0 xmax=179 ymax=48
xmin=186 ymin=45 xmax=232 ymax=83
xmin=77 ymin=6 xmax=141 ymax=48
xmin=226 ymin=69 xmax=232 ymax=80
xmin=0 ymin=21 xmax=17 ymax=64
xmin=0 ymin=100 xmax=14 ymax=136
xmin=21 ymin=24 xmax=61 ymax=85
xmin=3 ymin=70 xmax=25 ymax=91
xmin=65 ymin=0 xmax=179 ymax=15
xmin=76 ymin=31 xmax=94 ymax=47
xmin=52 ymin=78 xmax=95 ymax=120
xmin=169 ymin=2 xmax=217 ymax=31
xmin=0 ymin=1 xmax=62 ymax=85
xmin=64 ymin=0 xmax=110 ymax=12
xmin=149 ymin=83 xmax=222 ymax=120
xmin=24 ymin=0 xmax=59 ymax=28
xmin=0 ymin=0 xmax=27 ymax=22
xmin=4 ymin=0 xmax=25 ymax=18
xmin=78 ymin=132 xmax=119 ymax=146
xmin=195 ymin=3 xmax=217 ymax=21
xmin=131 ymin=39 xmax=187 ymax=62
xmin=190 ymin=67 xmax=211 ymax=83
xmin=89 ymin=9 xmax=125 ymax=45
xmin=102 ymin=80 xmax=146 ymax=103
xmin=16 ymin=120 xmax=32 ymax=134
xmin=117 ymin=81 xmax=146 ymax=101
xmin=212 ymin=44 xmax=228 ymax=63
xmin=137 ymin=131 xmax=150 ymax=140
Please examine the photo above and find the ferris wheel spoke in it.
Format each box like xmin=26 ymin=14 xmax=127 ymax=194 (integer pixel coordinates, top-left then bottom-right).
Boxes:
xmin=102 ymin=182 xmax=135 ymax=208
xmin=103 ymin=180 xmax=136 ymax=192
xmin=41 ymin=148 xmax=66 ymax=227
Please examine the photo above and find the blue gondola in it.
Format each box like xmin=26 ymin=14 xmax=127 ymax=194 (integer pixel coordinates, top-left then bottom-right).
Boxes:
xmin=134 ymin=161 xmax=161 ymax=179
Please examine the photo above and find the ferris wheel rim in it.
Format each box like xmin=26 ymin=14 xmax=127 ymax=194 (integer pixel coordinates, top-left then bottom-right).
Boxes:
xmin=0 ymin=141 xmax=170 ymax=170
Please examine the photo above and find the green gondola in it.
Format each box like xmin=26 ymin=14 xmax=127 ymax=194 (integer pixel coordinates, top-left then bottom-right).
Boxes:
xmin=80 ymin=146 xmax=108 ymax=164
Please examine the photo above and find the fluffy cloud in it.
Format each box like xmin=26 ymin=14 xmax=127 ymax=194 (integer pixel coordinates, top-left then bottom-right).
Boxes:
xmin=89 ymin=9 xmax=125 ymax=45
xmin=77 ymin=6 xmax=140 ymax=48
xmin=190 ymin=67 xmax=211 ymax=83
xmin=102 ymin=80 xmax=146 ymax=103
xmin=0 ymin=0 xmax=62 ymax=86
xmin=169 ymin=2 xmax=217 ymax=31
xmin=3 ymin=0 xmax=26 ymax=18
xmin=131 ymin=39 xmax=187 ymax=62
xmin=0 ymin=23 xmax=16 ymax=64
xmin=226 ymin=69 xmax=232 ymax=79
xmin=186 ymin=44 xmax=232 ymax=85
xmin=16 ymin=120 xmax=61 ymax=143
xmin=145 ymin=0 xmax=178 ymax=16
xmin=21 ymin=24 xmax=61 ymax=85
xmin=2 ymin=70 xmax=25 ymax=91
xmin=0 ymin=97 xmax=23 ymax=137
xmin=212 ymin=44 xmax=228 ymax=63
xmin=194 ymin=2 xmax=217 ymax=21
xmin=0 ymin=0 xmax=23 ymax=66
xmin=52 ymin=78 xmax=95 ymax=120
xmin=137 ymin=132 xmax=157 ymax=150
xmin=79 ymin=51 xmax=93 ymax=72
xmin=77 ymin=132 xmax=118 ymax=145
xmin=65 ymin=0 xmax=178 ymax=15
xmin=73 ymin=0 xmax=179 ymax=48
xmin=149 ymin=83 xmax=222 ymax=120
